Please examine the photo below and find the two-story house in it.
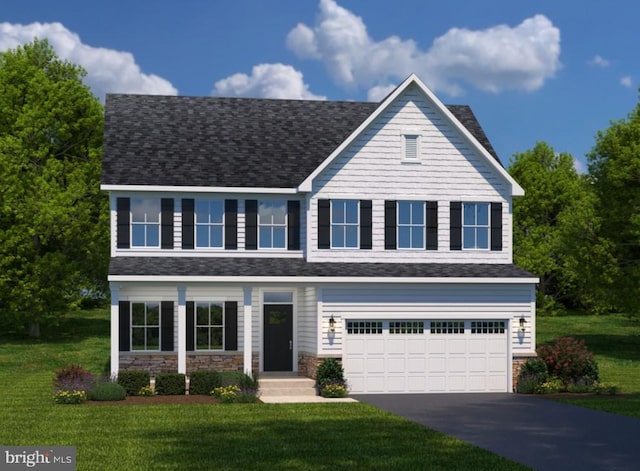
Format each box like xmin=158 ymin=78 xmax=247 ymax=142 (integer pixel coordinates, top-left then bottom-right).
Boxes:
xmin=101 ymin=74 xmax=537 ymax=394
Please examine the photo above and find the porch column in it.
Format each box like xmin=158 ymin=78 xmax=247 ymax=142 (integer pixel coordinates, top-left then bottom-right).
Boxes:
xmin=243 ymin=286 xmax=253 ymax=376
xmin=109 ymin=283 xmax=120 ymax=377
xmin=177 ymin=286 xmax=187 ymax=375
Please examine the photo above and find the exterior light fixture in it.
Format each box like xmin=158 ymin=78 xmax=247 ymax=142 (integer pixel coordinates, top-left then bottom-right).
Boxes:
xmin=519 ymin=317 xmax=526 ymax=333
xmin=329 ymin=315 xmax=336 ymax=333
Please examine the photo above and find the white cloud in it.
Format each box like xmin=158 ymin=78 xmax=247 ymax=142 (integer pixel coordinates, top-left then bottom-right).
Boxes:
xmin=620 ymin=76 xmax=633 ymax=88
xmin=0 ymin=22 xmax=177 ymax=99
xmin=212 ymin=63 xmax=326 ymax=100
xmin=367 ymin=84 xmax=395 ymax=102
xmin=589 ymin=55 xmax=609 ymax=67
xmin=287 ymin=0 xmax=561 ymax=96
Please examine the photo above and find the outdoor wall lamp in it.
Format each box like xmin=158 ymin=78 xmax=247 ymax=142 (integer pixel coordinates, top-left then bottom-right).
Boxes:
xmin=329 ymin=315 xmax=336 ymax=333
xmin=519 ymin=317 xmax=526 ymax=333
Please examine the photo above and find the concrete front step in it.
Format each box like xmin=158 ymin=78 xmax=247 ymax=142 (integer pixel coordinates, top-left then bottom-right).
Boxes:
xmin=259 ymin=377 xmax=317 ymax=397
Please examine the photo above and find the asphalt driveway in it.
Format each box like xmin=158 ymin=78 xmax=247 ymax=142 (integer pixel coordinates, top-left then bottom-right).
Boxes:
xmin=353 ymin=393 xmax=640 ymax=470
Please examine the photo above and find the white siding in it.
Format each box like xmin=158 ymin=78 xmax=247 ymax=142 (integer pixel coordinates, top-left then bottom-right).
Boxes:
xmin=318 ymin=283 xmax=535 ymax=355
xmin=307 ymin=85 xmax=513 ymax=264
xmin=297 ymin=286 xmax=318 ymax=354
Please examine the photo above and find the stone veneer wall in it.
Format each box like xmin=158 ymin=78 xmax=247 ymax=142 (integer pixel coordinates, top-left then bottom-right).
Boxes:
xmin=120 ymin=353 xmax=259 ymax=375
xmin=512 ymin=353 xmax=538 ymax=391
xmin=298 ymin=351 xmax=342 ymax=379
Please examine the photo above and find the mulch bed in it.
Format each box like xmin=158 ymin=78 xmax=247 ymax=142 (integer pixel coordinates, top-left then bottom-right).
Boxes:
xmin=85 ymin=395 xmax=221 ymax=405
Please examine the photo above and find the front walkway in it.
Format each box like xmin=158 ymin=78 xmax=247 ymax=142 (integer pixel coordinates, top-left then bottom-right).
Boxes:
xmin=354 ymin=393 xmax=640 ymax=471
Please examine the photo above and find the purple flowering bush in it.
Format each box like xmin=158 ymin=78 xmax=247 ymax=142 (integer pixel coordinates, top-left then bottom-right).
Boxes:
xmin=53 ymin=364 xmax=95 ymax=404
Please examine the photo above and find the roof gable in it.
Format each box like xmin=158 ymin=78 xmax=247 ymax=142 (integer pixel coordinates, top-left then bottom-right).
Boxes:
xmin=299 ymin=74 xmax=523 ymax=196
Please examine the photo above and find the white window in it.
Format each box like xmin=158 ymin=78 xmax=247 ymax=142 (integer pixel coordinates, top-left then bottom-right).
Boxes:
xmin=463 ymin=202 xmax=490 ymax=249
xmin=404 ymin=134 xmax=419 ymax=159
xmin=471 ymin=321 xmax=505 ymax=334
xmin=430 ymin=321 xmax=465 ymax=334
xmin=131 ymin=302 xmax=160 ymax=350
xmin=195 ymin=200 xmax=224 ymax=248
xmin=347 ymin=321 xmax=383 ymax=334
xmin=131 ymin=198 xmax=160 ymax=247
xmin=195 ymin=302 xmax=224 ymax=350
xmin=389 ymin=321 xmax=424 ymax=334
xmin=398 ymin=201 xmax=425 ymax=249
xmin=258 ymin=201 xmax=287 ymax=249
xmin=331 ymin=200 xmax=359 ymax=248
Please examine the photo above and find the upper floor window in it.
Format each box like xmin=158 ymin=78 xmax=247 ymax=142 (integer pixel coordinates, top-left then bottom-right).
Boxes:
xmin=259 ymin=201 xmax=286 ymax=249
xmin=131 ymin=198 xmax=160 ymax=247
xmin=195 ymin=200 xmax=224 ymax=248
xmin=463 ymin=202 xmax=489 ymax=249
xmin=331 ymin=199 xmax=359 ymax=248
xmin=398 ymin=201 xmax=425 ymax=249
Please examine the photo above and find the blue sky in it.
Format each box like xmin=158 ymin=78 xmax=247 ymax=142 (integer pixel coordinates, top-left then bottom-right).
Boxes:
xmin=2 ymin=0 xmax=639 ymax=171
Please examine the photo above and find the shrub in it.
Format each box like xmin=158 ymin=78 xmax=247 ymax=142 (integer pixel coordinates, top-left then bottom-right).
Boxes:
xmin=53 ymin=364 xmax=95 ymax=393
xmin=155 ymin=373 xmax=186 ymax=395
xmin=210 ymin=384 xmax=258 ymax=403
xmin=138 ymin=385 xmax=156 ymax=397
xmin=54 ymin=390 xmax=87 ymax=404
xmin=89 ymin=381 xmax=126 ymax=401
xmin=315 ymin=358 xmax=345 ymax=388
xmin=536 ymin=377 xmax=564 ymax=394
xmin=516 ymin=358 xmax=549 ymax=394
xmin=537 ymin=337 xmax=599 ymax=385
xmin=117 ymin=371 xmax=150 ymax=396
xmin=319 ymin=382 xmax=348 ymax=398
xmin=189 ymin=371 xmax=221 ymax=395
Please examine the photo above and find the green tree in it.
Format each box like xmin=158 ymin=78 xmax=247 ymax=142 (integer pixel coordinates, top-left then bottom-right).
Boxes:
xmin=509 ymin=142 xmax=598 ymax=314
xmin=587 ymin=97 xmax=640 ymax=316
xmin=0 ymin=39 xmax=107 ymax=335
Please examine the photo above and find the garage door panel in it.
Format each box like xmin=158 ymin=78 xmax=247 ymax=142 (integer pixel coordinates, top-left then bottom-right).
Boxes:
xmin=344 ymin=319 xmax=509 ymax=394
xmin=387 ymin=339 xmax=406 ymax=354
xmin=407 ymin=339 xmax=426 ymax=354
xmin=448 ymin=339 xmax=467 ymax=354
xmin=448 ymin=356 xmax=467 ymax=373
xmin=387 ymin=357 xmax=405 ymax=373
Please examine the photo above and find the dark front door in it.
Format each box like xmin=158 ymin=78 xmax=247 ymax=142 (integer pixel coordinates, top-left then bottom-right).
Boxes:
xmin=264 ymin=304 xmax=293 ymax=371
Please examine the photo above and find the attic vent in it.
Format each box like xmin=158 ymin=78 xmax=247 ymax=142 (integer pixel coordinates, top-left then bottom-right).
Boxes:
xmin=404 ymin=134 xmax=419 ymax=159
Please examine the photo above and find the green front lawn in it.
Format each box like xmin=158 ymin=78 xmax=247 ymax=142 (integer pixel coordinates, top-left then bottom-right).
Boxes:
xmin=0 ymin=309 xmax=526 ymax=470
xmin=537 ymin=313 xmax=640 ymax=417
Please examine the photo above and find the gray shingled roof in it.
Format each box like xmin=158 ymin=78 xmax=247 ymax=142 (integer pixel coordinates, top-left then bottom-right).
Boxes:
xmin=102 ymin=95 xmax=501 ymax=187
xmin=109 ymin=257 xmax=534 ymax=279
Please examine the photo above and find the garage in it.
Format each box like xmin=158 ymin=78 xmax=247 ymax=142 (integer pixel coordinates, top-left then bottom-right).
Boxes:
xmin=344 ymin=319 xmax=510 ymax=394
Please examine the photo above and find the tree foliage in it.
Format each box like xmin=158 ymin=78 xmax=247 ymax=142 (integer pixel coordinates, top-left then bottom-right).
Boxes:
xmin=509 ymin=142 xmax=598 ymax=314
xmin=0 ymin=39 xmax=108 ymax=334
xmin=587 ymin=98 xmax=640 ymax=316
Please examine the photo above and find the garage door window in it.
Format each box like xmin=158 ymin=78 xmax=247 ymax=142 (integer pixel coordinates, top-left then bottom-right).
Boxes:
xmin=471 ymin=321 xmax=505 ymax=334
xmin=389 ymin=321 xmax=424 ymax=334
xmin=430 ymin=321 xmax=464 ymax=334
xmin=347 ymin=321 xmax=383 ymax=334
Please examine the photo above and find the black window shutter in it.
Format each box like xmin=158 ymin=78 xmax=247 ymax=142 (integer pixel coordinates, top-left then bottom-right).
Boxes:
xmin=161 ymin=301 xmax=174 ymax=351
xmin=287 ymin=200 xmax=301 ymax=250
xmin=118 ymin=301 xmax=130 ymax=352
xmin=116 ymin=198 xmax=130 ymax=249
xmin=186 ymin=301 xmax=195 ymax=351
xmin=182 ymin=199 xmax=194 ymax=250
xmin=318 ymin=199 xmax=331 ymax=249
xmin=245 ymin=200 xmax=258 ymax=250
xmin=450 ymin=202 xmax=462 ymax=251
xmin=491 ymin=202 xmax=503 ymax=251
xmin=384 ymin=200 xmax=397 ymax=250
xmin=225 ymin=199 xmax=238 ymax=250
xmin=225 ymin=301 xmax=238 ymax=351
xmin=161 ymin=198 xmax=174 ymax=249
xmin=360 ymin=200 xmax=372 ymax=249
xmin=426 ymin=201 xmax=438 ymax=250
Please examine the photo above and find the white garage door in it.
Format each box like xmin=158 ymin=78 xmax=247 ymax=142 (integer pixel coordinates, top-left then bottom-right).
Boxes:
xmin=344 ymin=320 xmax=509 ymax=394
